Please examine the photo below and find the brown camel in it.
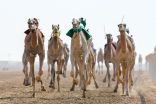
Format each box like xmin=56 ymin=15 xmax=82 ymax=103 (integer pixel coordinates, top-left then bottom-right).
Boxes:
xmin=47 ymin=24 xmax=64 ymax=92
xmin=22 ymin=18 xmax=46 ymax=97
xmin=103 ymin=34 xmax=116 ymax=87
xmin=114 ymin=24 xmax=135 ymax=96
xmin=69 ymin=18 xmax=89 ymax=98
xmin=97 ymin=48 xmax=104 ymax=74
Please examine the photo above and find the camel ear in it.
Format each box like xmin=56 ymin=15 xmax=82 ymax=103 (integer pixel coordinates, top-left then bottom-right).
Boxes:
xmin=52 ymin=25 xmax=54 ymax=30
xmin=58 ymin=24 xmax=59 ymax=29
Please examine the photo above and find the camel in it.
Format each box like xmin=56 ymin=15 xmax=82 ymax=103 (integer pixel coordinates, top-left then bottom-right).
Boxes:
xmin=103 ymin=34 xmax=116 ymax=87
xmin=97 ymin=48 xmax=104 ymax=74
xmin=47 ymin=24 xmax=65 ymax=92
xmin=22 ymin=18 xmax=46 ymax=97
xmin=69 ymin=18 xmax=90 ymax=98
xmin=114 ymin=24 xmax=136 ymax=96
xmin=138 ymin=54 xmax=143 ymax=71
xmin=47 ymin=43 xmax=69 ymax=79
xmin=62 ymin=43 xmax=69 ymax=78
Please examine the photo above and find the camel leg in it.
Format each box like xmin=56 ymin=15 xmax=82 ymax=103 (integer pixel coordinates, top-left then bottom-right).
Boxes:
xmin=49 ymin=62 xmax=55 ymax=89
xmin=105 ymin=61 xmax=111 ymax=87
xmin=87 ymin=62 xmax=92 ymax=85
xmin=23 ymin=62 xmax=31 ymax=86
xmin=114 ymin=63 xmax=120 ymax=93
xmin=103 ymin=61 xmax=109 ymax=83
xmin=101 ymin=62 xmax=104 ymax=74
xmin=78 ymin=60 xmax=86 ymax=98
xmin=112 ymin=63 xmax=116 ymax=81
xmin=63 ymin=56 xmax=69 ymax=78
xmin=57 ymin=61 xmax=62 ymax=92
xmin=36 ymin=53 xmax=46 ymax=91
xmin=63 ymin=61 xmax=67 ymax=78
xmin=103 ymin=69 xmax=107 ymax=83
xmin=57 ymin=73 xmax=60 ymax=92
xmin=38 ymin=53 xmax=45 ymax=77
xmin=47 ymin=62 xmax=51 ymax=80
xmin=92 ymin=65 xmax=99 ymax=88
xmin=30 ymin=57 xmax=35 ymax=97
xmin=70 ymin=52 xmax=74 ymax=77
xmin=125 ymin=64 xmax=129 ymax=96
xmin=98 ymin=62 xmax=100 ymax=75
xmin=70 ymin=63 xmax=79 ymax=91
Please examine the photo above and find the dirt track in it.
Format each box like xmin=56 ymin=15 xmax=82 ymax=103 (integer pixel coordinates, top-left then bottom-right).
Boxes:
xmin=0 ymin=70 xmax=156 ymax=104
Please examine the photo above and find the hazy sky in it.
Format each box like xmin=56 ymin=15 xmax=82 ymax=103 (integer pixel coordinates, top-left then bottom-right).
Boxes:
xmin=0 ymin=0 xmax=155 ymax=63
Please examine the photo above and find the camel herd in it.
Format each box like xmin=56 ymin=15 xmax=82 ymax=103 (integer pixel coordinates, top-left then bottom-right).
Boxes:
xmin=22 ymin=18 xmax=136 ymax=98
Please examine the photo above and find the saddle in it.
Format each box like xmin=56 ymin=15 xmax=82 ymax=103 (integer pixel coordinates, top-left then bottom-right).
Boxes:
xmin=24 ymin=29 xmax=44 ymax=37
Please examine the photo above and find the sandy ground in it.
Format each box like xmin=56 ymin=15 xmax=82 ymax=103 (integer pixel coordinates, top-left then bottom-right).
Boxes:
xmin=0 ymin=69 xmax=156 ymax=104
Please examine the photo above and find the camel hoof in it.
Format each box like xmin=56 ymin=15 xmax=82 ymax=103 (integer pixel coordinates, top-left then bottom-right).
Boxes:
xmin=108 ymin=84 xmax=110 ymax=87
xmin=126 ymin=91 xmax=129 ymax=96
xmin=74 ymin=79 xmax=78 ymax=85
xmin=114 ymin=89 xmax=117 ymax=93
xmin=95 ymin=83 xmax=99 ymax=89
xmin=36 ymin=76 xmax=41 ymax=82
xmin=49 ymin=84 xmax=55 ymax=89
xmin=103 ymin=79 xmax=106 ymax=83
xmin=32 ymin=93 xmax=35 ymax=98
xmin=56 ymin=71 xmax=62 ymax=74
xmin=112 ymin=78 xmax=115 ymax=81
xmin=23 ymin=79 xmax=31 ymax=86
xmin=82 ymin=95 xmax=86 ymax=98
xmin=70 ymin=87 xmax=74 ymax=91
xmin=41 ymin=86 xmax=46 ymax=91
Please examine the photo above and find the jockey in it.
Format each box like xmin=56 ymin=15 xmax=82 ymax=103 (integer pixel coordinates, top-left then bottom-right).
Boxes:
xmin=126 ymin=28 xmax=135 ymax=49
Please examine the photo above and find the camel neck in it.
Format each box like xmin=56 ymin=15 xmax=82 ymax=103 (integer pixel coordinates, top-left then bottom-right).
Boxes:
xmin=31 ymin=30 xmax=38 ymax=49
xmin=120 ymin=31 xmax=127 ymax=53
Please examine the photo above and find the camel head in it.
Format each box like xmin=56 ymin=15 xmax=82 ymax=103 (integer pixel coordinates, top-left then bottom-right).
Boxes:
xmin=118 ymin=23 xmax=126 ymax=32
xmin=27 ymin=18 xmax=37 ymax=33
xmin=72 ymin=18 xmax=80 ymax=29
xmin=106 ymin=34 xmax=112 ymax=43
xmin=52 ymin=24 xmax=60 ymax=38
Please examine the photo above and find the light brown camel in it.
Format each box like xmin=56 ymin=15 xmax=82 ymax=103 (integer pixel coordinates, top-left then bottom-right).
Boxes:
xmin=97 ymin=48 xmax=104 ymax=74
xmin=103 ymin=34 xmax=116 ymax=87
xmin=47 ymin=43 xmax=69 ymax=79
xmin=114 ymin=24 xmax=135 ymax=96
xmin=69 ymin=18 xmax=89 ymax=98
xmin=22 ymin=18 xmax=46 ymax=97
xmin=47 ymin=24 xmax=64 ymax=92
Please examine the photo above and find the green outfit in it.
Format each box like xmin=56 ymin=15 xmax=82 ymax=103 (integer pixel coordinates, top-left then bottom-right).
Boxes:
xmin=79 ymin=19 xmax=86 ymax=28
xmin=66 ymin=26 xmax=91 ymax=40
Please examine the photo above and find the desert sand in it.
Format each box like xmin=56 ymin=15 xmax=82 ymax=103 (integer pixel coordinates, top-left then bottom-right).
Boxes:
xmin=0 ymin=69 xmax=156 ymax=104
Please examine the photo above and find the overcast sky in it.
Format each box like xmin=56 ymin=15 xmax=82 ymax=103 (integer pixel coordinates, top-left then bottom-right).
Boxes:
xmin=0 ymin=0 xmax=155 ymax=63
